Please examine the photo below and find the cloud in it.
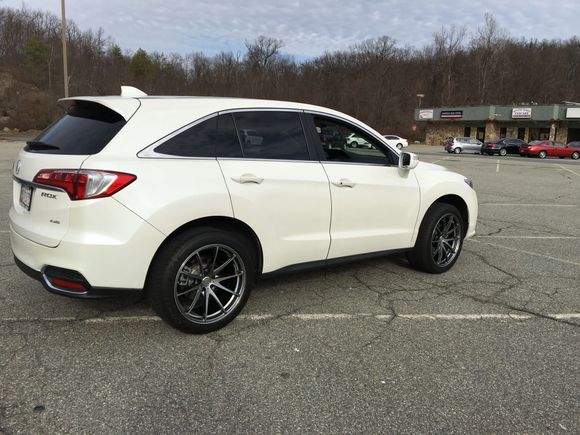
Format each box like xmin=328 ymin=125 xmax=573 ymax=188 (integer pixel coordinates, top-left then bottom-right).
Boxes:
xmin=3 ymin=0 xmax=579 ymax=57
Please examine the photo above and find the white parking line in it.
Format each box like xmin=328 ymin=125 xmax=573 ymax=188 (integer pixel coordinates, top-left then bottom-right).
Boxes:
xmin=1 ymin=313 xmax=579 ymax=323
xmin=480 ymin=203 xmax=577 ymax=207
xmin=476 ymin=235 xmax=579 ymax=239
xmin=496 ymin=159 xmax=500 ymax=173
xmin=467 ymin=239 xmax=580 ymax=266
xmin=557 ymin=164 xmax=580 ymax=177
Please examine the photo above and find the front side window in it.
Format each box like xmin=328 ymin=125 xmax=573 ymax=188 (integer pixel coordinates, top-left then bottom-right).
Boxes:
xmin=313 ymin=116 xmax=395 ymax=165
xmin=233 ymin=111 xmax=310 ymax=160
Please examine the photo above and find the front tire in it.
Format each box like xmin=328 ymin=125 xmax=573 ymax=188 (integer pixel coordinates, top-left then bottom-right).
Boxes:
xmin=407 ymin=203 xmax=464 ymax=274
xmin=572 ymin=151 xmax=579 ymax=160
xmin=148 ymin=227 xmax=257 ymax=333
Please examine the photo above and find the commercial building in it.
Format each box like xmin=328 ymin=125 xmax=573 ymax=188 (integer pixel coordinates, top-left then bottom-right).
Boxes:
xmin=415 ymin=104 xmax=580 ymax=146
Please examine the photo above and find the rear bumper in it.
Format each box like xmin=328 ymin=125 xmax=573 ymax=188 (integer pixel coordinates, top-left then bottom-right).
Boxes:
xmin=9 ymin=198 xmax=166 ymax=290
xmin=14 ymin=256 xmax=142 ymax=299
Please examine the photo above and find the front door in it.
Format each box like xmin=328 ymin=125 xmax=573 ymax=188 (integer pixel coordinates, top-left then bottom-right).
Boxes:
xmin=307 ymin=114 xmax=420 ymax=259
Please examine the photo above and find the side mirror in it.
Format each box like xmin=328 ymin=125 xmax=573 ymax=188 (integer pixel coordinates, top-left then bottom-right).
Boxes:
xmin=399 ymin=152 xmax=419 ymax=170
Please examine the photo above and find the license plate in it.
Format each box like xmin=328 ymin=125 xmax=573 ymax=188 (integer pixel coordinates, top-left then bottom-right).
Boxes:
xmin=19 ymin=184 xmax=33 ymax=211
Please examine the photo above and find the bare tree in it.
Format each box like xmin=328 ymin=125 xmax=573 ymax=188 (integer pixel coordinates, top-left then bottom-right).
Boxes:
xmin=471 ymin=13 xmax=508 ymax=103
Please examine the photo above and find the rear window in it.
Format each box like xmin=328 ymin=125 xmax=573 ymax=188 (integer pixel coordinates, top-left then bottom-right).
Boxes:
xmin=26 ymin=102 xmax=126 ymax=154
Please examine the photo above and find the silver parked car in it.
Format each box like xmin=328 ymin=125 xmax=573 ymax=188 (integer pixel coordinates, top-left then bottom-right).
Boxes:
xmin=444 ymin=137 xmax=483 ymax=154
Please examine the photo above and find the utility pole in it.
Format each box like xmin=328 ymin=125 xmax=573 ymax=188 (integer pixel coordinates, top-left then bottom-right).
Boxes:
xmin=416 ymin=93 xmax=425 ymax=109
xmin=61 ymin=0 xmax=69 ymax=97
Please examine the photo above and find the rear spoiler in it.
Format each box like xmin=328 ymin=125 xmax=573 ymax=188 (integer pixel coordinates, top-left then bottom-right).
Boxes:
xmin=58 ymin=87 xmax=146 ymax=121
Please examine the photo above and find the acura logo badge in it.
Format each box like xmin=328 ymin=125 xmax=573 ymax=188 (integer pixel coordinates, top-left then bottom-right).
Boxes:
xmin=15 ymin=160 xmax=21 ymax=175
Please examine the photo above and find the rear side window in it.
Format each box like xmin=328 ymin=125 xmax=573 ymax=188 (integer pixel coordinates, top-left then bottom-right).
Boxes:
xmin=27 ymin=102 xmax=125 ymax=155
xmin=215 ymin=114 xmax=243 ymax=158
xmin=233 ymin=111 xmax=310 ymax=160
xmin=155 ymin=117 xmax=216 ymax=157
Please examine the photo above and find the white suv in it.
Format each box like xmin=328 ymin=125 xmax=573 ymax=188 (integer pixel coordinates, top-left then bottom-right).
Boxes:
xmin=10 ymin=88 xmax=477 ymax=333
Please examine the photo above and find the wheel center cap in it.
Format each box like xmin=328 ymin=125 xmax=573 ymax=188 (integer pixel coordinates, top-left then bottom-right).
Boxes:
xmin=201 ymin=276 xmax=212 ymax=287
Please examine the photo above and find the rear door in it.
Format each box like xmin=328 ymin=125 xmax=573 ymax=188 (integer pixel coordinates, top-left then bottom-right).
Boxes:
xmin=10 ymin=101 xmax=128 ymax=247
xmin=216 ymin=111 xmax=331 ymax=273
xmin=306 ymin=114 xmax=420 ymax=259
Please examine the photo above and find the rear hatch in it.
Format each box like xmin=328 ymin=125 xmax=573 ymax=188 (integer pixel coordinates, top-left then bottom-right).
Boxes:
xmin=10 ymin=100 xmax=131 ymax=247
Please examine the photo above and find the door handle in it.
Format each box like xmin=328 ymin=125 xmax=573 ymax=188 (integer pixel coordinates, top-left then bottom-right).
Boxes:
xmin=231 ymin=173 xmax=264 ymax=184
xmin=332 ymin=178 xmax=355 ymax=188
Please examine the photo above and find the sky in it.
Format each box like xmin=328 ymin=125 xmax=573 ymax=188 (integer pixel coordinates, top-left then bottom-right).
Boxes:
xmin=2 ymin=0 xmax=580 ymax=59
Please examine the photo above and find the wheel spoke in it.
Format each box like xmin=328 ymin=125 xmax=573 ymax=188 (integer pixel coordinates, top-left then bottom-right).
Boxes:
xmin=210 ymin=246 xmax=220 ymax=274
xmin=195 ymin=252 xmax=205 ymax=274
xmin=208 ymin=289 xmax=226 ymax=314
xmin=213 ymin=254 xmax=236 ymax=275
xmin=213 ymin=271 xmax=244 ymax=283
xmin=177 ymin=284 xmax=201 ymax=297
xmin=212 ymin=281 xmax=239 ymax=296
xmin=442 ymin=217 xmax=454 ymax=235
xmin=204 ymin=285 xmax=210 ymax=321
xmin=186 ymin=287 xmax=203 ymax=314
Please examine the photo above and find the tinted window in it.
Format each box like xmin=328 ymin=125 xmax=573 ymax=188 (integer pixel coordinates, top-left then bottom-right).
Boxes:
xmin=234 ymin=111 xmax=310 ymax=160
xmin=155 ymin=116 xmax=216 ymax=157
xmin=27 ymin=102 xmax=125 ymax=155
xmin=313 ymin=116 xmax=395 ymax=165
xmin=216 ymin=114 xmax=242 ymax=157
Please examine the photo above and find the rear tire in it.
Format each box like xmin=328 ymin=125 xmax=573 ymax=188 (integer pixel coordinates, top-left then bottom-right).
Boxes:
xmin=538 ymin=150 xmax=547 ymax=159
xmin=148 ymin=227 xmax=257 ymax=333
xmin=454 ymin=148 xmax=462 ymax=154
xmin=407 ymin=203 xmax=464 ymax=274
xmin=396 ymin=143 xmax=403 ymax=149
xmin=499 ymin=148 xmax=507 ymax=156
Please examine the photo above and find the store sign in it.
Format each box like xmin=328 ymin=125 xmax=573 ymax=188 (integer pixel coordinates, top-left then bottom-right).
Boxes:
xmin=566 ymin=107 xmax=580 ymax=118
xmin=418 ymin=109 xmax=433 ymax=120
xmin=440 ymin=110 xmax=463 ymax=119
xmin=512 ymin=108 xmax=532 ymax=119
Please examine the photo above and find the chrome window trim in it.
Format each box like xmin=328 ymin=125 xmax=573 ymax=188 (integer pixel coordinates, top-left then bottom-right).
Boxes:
xmin=220 ymin=107 xmax=303 ymax=114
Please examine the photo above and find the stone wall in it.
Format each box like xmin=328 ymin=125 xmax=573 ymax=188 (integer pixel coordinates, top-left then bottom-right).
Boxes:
xmin=555 ymin=127 xmax=568 ymax=143
xmin=424 ymin=124 xmax=463 ymax=146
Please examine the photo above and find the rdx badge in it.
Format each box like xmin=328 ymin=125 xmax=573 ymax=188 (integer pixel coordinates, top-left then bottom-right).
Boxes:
xmin=41 ymin=192 xmax=57 ymax=199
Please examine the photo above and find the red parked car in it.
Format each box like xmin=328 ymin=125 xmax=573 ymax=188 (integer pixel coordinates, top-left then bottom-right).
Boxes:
xmin=520 ymin=140 xmax=580 ymax=160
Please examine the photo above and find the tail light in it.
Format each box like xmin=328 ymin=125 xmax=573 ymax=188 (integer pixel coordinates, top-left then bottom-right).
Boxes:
xmin=33 ymin=169 xmax=136 ymax=200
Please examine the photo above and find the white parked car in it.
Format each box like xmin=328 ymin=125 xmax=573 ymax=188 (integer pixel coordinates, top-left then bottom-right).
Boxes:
xmin=383 ymin=135 xmax=408 ymax=149
xmin=10 ymin=88 xmax=478 ymax=333
xmin=346 ymin=133 xmax=371 ymax=148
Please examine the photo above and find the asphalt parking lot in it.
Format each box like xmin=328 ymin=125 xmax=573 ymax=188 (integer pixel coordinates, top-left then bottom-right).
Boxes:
xmin=1 ymin=141 xmax=578 ymax=433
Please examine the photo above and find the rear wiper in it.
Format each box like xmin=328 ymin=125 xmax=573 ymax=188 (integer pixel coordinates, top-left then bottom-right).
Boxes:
xmin=25 ymin=141 xmax=60 ymax=151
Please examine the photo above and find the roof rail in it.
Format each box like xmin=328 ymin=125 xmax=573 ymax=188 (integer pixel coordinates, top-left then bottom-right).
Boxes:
xmin=120 ymin=86 xmax=148 ymax=97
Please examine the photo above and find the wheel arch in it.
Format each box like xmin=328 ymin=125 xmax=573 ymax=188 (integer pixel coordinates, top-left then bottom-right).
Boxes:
xmin=144 ymin=216 xmax=264 ymax=294
xmin=428 ymin=194 xmax=469 ymax=236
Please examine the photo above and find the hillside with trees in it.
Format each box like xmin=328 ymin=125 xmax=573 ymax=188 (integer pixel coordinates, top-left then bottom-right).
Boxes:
xmin=1 ymin=6 xmax=579 ymax=139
